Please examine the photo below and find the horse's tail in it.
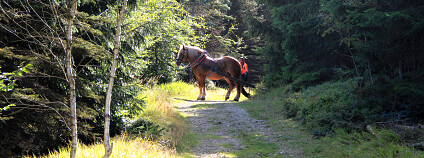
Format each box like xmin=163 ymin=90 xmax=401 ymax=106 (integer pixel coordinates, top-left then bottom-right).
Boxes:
xmin=241 ymin=86 xmax=250 ymax=98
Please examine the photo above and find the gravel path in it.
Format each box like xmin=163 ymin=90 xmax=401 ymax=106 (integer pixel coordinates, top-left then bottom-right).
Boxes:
xmin=175 ymin=99 xmax=303 ymax=157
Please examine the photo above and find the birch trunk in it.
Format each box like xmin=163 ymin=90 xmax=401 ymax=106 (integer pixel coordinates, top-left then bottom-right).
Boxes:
xmin=66 ymin=0 xmax=78 ymax=158
xmin=104 ymin=0 xmax=128 ymax=157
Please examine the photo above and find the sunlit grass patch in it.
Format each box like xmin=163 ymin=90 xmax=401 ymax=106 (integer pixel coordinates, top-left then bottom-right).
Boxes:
xmin=32 ymin=135 xmax=179 ymax=158
xmin=218 ymin=152 xmax=237 ymax=157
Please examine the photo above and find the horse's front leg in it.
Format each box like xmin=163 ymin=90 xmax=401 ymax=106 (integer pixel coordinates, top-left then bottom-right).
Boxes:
xmin=197 ymin=81 xmax=203 ymax=100
xmin=197 ymin=77 xmax=206 ymax=100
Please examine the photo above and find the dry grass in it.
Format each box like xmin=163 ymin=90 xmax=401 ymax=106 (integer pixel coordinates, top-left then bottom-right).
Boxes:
xmin=32 ymin=135 xmax=179 ymax=158
xmin=138 ymin=81 xmax=197 ymax=148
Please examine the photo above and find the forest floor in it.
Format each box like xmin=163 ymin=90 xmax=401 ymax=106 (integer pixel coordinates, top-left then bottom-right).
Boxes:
xmin=175 ymin=99 xmax=312 ymax=157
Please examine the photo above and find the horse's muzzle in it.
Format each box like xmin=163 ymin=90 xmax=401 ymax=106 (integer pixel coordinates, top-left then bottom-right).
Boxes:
xmin=176 ymin=60 xmax=181 ymax=66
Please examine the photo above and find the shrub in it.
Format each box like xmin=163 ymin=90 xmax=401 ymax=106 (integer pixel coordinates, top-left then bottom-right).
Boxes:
xmin=126 ymin=117 xmax=164 ymax=140
xmin=281 ymin=79 xmax=371 ymax=135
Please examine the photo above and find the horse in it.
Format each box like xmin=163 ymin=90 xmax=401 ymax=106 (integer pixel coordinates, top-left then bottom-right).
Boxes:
xmin=175 ymin=45 xmax=250 ymax=101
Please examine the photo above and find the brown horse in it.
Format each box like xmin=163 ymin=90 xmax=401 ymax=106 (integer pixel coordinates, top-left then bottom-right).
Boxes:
xmin=176 ymin=45 xmax=250 ymax=101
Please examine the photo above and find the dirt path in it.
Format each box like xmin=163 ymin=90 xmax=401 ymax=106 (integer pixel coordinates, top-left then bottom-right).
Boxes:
xmin=175 ymin=99 xmax=304 ymax=157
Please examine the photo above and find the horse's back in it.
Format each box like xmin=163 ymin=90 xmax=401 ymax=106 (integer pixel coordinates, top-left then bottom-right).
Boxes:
xmin=217 ymin=56 xmax=239 ymax=63
xmin=216 ymin=56 xmax=241 ymax=73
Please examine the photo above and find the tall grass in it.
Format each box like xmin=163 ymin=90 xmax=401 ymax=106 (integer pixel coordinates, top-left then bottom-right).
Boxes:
xmin=136 ymin=81 xmax=197 ymax=148
xmin=313 ymin=128 xmax=424 ymax=157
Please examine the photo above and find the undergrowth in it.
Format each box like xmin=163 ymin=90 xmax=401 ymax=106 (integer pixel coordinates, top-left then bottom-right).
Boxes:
xmin=243 ymin=79 xmax=424 ymax=157
xmin=127 ymin=81 xmax=198 ymax=149
xmin=313 ymin=128 xmax=424 ymax=157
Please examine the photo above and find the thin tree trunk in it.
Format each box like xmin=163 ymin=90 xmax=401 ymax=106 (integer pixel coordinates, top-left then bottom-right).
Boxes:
xmin=104 ymin=0 xmax=127 ymax=157
xmin=66 ymin=0 xmax=78 ymax=158
xmin=399 ymin=60 xmax=402 ymax=80
xmin=191 ymin=0 xmax=195 ymax=16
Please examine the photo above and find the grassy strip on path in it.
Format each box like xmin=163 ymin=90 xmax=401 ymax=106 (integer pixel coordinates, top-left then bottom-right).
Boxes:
xmin=237 ymin=94 xmax=316 ymax=157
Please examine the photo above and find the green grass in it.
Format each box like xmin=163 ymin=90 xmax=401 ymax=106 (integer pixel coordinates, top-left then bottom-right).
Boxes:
xmin=178 ymin=132 xmax=199 ymax=154
xmin=310 ymin=128 xmax=424 ymax=158
xmin=235 ymin=130 xmax=280 ymax=157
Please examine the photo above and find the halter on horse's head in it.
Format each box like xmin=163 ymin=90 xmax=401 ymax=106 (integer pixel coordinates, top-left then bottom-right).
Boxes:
xmin=176 ymin=45 xmax=206 ymax=67
xmin=176 ymin=45 xmax=189 ymax=66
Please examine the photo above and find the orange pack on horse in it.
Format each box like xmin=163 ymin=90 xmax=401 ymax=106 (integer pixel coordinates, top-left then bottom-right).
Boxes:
xmin=175 ymin=45 xmax=250 ymax=101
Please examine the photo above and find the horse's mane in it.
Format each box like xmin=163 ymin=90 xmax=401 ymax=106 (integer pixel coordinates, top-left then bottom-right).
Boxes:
xmin=180 ymin=45 xmax=204 ymax=57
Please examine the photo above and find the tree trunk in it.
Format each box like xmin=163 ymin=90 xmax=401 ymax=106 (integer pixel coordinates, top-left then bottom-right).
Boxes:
xmin=66 ymin=1 xmax=78 ymax=158
xmin=104 ymin=0 xmax=127 ymax=157
xmin=398 ymin=60 xmax=403 ymax=80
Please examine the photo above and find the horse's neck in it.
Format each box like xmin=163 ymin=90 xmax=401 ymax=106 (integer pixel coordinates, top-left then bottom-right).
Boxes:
xmin=188 ymin=48 xmax=202 ymax=64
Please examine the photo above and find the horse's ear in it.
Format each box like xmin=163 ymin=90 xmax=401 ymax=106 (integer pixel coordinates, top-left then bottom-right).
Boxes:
xmin=182 ymin=45 xmax=185 ymax=50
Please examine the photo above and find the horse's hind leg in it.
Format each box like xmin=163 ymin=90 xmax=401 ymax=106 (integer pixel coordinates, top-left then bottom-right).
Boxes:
xmin=234 ymin=82 xmax=241 ymax=101
xmin=224 ymin=78 xmax=234 ymax=101
xmin=196 ymin=82 xmax=202 ymax=100
xmin=201 ymin=82 xmax=206 ymax=100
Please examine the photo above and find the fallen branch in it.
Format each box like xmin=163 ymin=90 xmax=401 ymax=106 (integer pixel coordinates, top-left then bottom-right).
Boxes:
xmin=366 ymin=125 xmax=379 ymax=139
xmin=413 ymin=142 xmax=424 ymax=150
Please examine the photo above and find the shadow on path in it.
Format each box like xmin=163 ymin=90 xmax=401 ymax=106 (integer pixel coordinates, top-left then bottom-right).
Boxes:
xmin=173 ymin=98 xmax=226 ymax=103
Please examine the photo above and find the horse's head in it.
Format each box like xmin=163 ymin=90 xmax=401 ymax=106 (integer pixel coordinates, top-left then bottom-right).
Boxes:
xmin=176 ymin=45 xmax=188 ymax=66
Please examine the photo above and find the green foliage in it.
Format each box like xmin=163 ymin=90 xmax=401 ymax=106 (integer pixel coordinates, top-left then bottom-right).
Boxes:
xmin=0 ymin=61 xmax=33 ymax=92
xmin=0 ymin=61 xmax=32 ymax=116
xmin=313 ymin=128 xmax=424 ymax=157
xmin=255 ymin=79 xmax=364 ymax=135
xmin=319 ymin=0 xmax=424 ymax=117
xmin=284 ymin=79 xmax=370 ymax=134
xmin=180 ymin=0 xmax=247 ymax=57
xmin=248 ymin=0 xmax=339 ymax=88
xmin=120 ymin=0 xmax=199 ymax=83
xmin=126 ymin=117 xmax=164 ymax=140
